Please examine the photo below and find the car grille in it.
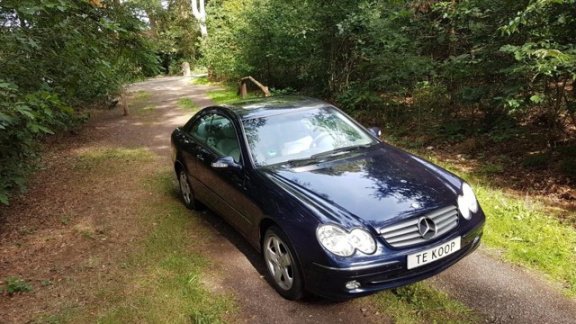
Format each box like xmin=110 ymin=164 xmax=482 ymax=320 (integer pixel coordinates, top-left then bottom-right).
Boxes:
xmin=379 ymin=205 xmax=459 ymax=248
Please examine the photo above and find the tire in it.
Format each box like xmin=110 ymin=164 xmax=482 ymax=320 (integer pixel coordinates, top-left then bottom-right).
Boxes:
xmin=262 ymin=226 xmax=304 ymax=300
xmin=178 ymin=169 xmax=199 ymax=210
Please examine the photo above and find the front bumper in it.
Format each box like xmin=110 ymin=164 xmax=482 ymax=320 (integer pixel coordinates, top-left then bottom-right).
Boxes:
xmin=304 ymin=224 xmax=483 ymax=300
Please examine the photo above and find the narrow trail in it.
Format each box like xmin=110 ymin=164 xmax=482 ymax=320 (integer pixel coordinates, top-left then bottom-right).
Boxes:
xmin=1 ymin=76 xmax=575 ymax=323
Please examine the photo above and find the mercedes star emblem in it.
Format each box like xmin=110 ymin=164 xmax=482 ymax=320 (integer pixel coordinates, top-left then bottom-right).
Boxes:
xmin=418 ymin=217 xmax=437 ymax=240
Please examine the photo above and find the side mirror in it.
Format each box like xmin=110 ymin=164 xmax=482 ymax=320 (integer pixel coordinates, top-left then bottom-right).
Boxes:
xmin=211 ymin=156 xmax=242 ymax=170
xmin=367 ymin=127 xmax=382 ymax=138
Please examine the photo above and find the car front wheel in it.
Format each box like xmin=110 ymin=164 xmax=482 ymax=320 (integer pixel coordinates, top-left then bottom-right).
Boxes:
xmin=263 ymin=226 xmax=304 ymax=300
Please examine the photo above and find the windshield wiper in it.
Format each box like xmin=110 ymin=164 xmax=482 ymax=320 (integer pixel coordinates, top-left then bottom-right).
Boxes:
xmin=282 ymin=156 xmax=320 ymax=167
xmin=309 ymin=143 xmax=372 ymax=160
xmin=283 ymin=144 xmax=372 ymax=167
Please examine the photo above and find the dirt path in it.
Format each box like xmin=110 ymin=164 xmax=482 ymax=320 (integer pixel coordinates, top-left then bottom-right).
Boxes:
xmin=1 ymin=76 xmax=575 ymax=323
xmin=0 ymin=77 xmax=382 ymax=323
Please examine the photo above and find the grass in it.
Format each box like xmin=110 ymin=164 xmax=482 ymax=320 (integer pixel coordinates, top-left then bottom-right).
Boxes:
xmin=93 ymin=172 xmax=235 ymax=322
xmin=73 ymin=147 xmax=154 ymax=171
xmin=371 ymin=282 xmax=477 ymax=324
xmin=207 ymin=86 xmax=262 ymax=107
xmin=41 ymin=169 xmax=235 ymax=323
xmin=207 ymin=88 xmax=242 ymax=105
xmin=177 ymin=97 xmax=200 ymax=111
xmin=475 ymin=183 xmax=576 ymax=294
xmin=415 ymin=153 xmax=576 ymax=296
xmin=191 ymin=76 xmax=210 ymax=85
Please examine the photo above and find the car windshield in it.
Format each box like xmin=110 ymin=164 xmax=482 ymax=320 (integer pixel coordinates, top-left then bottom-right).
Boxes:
xmin=242 ymin=106 xmax=376 ymax=167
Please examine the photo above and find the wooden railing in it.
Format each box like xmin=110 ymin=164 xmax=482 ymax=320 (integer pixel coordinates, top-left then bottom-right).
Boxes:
xmin=238 ymin=76 xmax=270 ymax=98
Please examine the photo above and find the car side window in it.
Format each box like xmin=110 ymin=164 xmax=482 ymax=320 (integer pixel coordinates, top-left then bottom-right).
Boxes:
xmin=207 ymin=115 xmax=242 ymax=163
xmin=189 ymin=114 xmax=213 ymax=144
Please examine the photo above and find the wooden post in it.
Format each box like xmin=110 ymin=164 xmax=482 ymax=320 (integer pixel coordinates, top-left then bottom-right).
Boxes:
xmin=182 ymin=62 xmax=191 ymax=77
xmin=239 ymin=82 xmax=248 ymax=98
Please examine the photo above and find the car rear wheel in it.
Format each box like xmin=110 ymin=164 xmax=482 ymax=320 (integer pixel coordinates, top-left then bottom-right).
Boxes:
xmin=178 ymin=169 xmax=199 ymax=210
xmin=263 ymin=226 xmax=304 ymax=300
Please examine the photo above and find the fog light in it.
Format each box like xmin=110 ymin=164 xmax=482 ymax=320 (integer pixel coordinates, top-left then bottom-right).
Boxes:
xmin=345 ymin=280 xmax=361 ymax=290
xmin=473 ymin=235 xmax=480 ymax=245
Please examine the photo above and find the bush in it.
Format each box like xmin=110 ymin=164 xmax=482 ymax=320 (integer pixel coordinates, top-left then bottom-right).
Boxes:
xmin=3 ymin=277 xmax=33 ymax=295
xmin=0 ymin=82 xmax=78 ymax=204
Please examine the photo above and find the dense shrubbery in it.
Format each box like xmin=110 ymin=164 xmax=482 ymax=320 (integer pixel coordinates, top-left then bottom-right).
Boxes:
xmin=0 ymin=0 xmax=159 ymax=204
xmin=202 ymin=0 xmax=575 ymax=132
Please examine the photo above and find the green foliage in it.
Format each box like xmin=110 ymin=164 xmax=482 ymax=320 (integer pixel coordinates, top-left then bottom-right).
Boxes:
xmin=0 ymin=0 xmax=160 ymax=204
xmin=4 ymin=277 xmax=33 ymax=295
xmin=0 ymin=81 xmax=76 ymax=204
xmin=202 ymin=0 xmax=575 ymax=131
xmin=128 ymin=0 xmax=202 ymax=74
xmin=201 ymin=0 xmax=255 ymax=81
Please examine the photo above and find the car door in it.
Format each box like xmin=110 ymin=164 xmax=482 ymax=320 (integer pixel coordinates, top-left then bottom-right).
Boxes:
xmin=180 ymin=113 xmax=216 ymax=204
xmin=197 ymin=113 xmax=259 ymax=236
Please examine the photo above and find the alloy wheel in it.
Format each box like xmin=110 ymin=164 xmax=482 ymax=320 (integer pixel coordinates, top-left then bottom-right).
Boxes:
xmin=264 ymin=234 xmax=295 ymax=291
xmin=179 ymin=171 xmax=192 ymax=206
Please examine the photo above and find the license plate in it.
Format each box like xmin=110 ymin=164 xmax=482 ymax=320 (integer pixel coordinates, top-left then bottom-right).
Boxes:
xmin=407 ymin=237 xmax=461 ymax=270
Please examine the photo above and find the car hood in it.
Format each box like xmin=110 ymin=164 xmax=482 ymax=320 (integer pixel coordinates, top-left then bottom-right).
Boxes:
xmin=262 ymin=144 xmax=460 ymax=230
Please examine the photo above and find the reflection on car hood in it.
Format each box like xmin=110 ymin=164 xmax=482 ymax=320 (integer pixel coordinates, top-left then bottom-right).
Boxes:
xmin=263 ymin=144 xmax=459 ymax=230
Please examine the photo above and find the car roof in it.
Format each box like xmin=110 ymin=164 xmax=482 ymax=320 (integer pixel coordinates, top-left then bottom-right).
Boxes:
xmin=221 ymin=95 xmax=331 ymax=120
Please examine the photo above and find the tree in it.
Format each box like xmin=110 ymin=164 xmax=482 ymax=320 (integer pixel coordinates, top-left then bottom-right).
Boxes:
xmin=0 ymin=0 xmax=159 ymax=204
xmin=128 ymin=0 xmax=202 ymax=73
xmin=202 ymin=0 xmax=575 ymax=134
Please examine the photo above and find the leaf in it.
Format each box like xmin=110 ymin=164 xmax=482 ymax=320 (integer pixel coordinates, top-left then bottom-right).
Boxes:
xmin=530 ymin=95 xmax=544 ymax=104
xmin=17 ymin=107 xmax=36 ymax=120
xmin=0 ymin=82 xmax=17 ymax=91
xmin=0 ymin=192 xmax=9 ymax=205
xmin=0 ymin=111 xmax=15 ymax=124
xmin=36 ymin=125 xmax=54 ymax=134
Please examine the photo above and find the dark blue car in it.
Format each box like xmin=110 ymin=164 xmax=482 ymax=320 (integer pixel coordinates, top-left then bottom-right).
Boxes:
xmin=170 ymin=96 xmax=485 ymax=300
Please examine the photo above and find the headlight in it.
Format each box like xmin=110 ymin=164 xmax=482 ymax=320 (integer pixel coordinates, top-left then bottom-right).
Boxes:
xmin=457 ymin=182 xmax=478 ymax=220
xmin=316 ymin=225 xmax=376 ymax=257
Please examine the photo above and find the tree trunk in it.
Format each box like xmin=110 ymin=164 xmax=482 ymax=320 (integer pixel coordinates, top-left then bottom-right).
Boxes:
xmin=191 ymin=0 xmax=208 ymax=37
